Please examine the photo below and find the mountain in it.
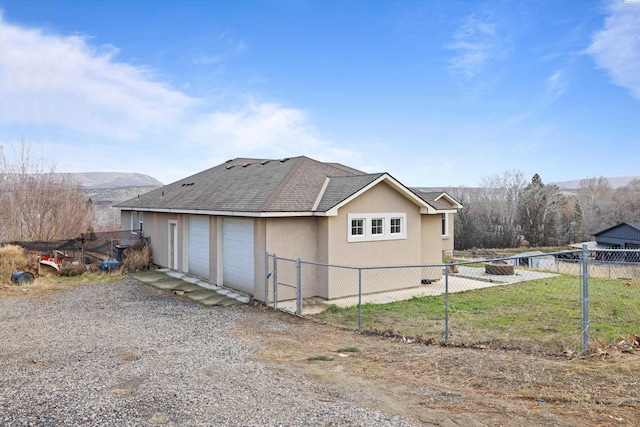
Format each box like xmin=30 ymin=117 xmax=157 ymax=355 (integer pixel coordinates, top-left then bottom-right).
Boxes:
xmin=60 ymin=172 xmax=163 ymax=189
xmin=552 ymin=176 xmax=639 ymax=190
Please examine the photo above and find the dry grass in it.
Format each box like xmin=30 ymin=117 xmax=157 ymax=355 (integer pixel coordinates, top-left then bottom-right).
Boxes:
xmin=0 ymin=273 xmax=123 ymax=299
xmin=0 ymin=244 xmax=31 ymax=284
xmin=122 ymin=242 xmax=153 ymax=272
xmin=245 ymin=309 xmax=640 ymax=426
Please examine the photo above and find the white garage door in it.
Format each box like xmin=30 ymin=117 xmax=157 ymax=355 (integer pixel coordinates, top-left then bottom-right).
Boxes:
xmin=223 ymin=218 xmax=254 ymax=294
xmin=188 ymin=215 xmax=210 ymax=279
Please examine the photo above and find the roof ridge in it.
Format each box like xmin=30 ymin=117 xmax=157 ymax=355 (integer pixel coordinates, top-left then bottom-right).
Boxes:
xmin=261 ymin=157 xmax=307 ymax=210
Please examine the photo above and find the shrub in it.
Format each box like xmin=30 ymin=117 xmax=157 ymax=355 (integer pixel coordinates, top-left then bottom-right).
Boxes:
xmin=59 ymin=264 xmax=86 ymax=277
xmin=0 ymin=244 xmax=29 ymax=284
xmin=122 ymin=241 xmax=153 ymax=272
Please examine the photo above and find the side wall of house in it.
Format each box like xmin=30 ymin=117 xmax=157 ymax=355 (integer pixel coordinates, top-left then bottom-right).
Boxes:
xmin=325 ymin=182 xmax=424 ymax=299
xmin=421 ymin=214 xmax=445 ymax=281
xmin=120 ymin=211 xmax=186 ymax=271
xmin=265 ymin=217 xmax=321 ymax=300
xmin=442 ymin=212 xmax=454 ymax=256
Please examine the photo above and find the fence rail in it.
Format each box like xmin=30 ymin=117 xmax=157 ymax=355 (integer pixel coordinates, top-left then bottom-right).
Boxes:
xmin=266 ymin=247 xmax=640 ymax=353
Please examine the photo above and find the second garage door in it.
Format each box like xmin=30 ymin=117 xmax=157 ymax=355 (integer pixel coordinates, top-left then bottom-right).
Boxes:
xmin=223 ymin=218 xmax=254 ymax=294
xmin=188 ymin=215 xmax=210 ymax=279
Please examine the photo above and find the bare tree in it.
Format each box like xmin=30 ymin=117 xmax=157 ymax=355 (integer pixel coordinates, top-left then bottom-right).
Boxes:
xmin=477 ymin=170 xmax=527 ymax=248
xmin=574 ymin=177 xmax=614 ymax=240
xmin=518 ymin=174 xmax=566 ymax=246
xmin=0 ymin=140 xmax=94 ymax=242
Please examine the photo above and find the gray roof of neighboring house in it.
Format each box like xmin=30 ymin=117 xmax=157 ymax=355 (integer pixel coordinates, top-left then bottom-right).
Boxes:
xmin=593 ymin=222 xmax=640 ymax=236
xmin=411 ymin=190 xmax=460 ymax=211
xmin=116 ymin=156 xmax=458 ymax=214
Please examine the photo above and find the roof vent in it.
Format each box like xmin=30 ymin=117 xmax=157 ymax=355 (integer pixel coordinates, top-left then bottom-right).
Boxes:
xmin=260 ymin=160 xmax=270 ymax=166
xmin=226 ymin=165 xmax=235 ymax=170
xmin=279 ymin=158 xmax=290 ymax=164
xmin=224 ymin=159 xmax=233 ymax=163
xmin=242 ymin=162 xmax=251 ymax=168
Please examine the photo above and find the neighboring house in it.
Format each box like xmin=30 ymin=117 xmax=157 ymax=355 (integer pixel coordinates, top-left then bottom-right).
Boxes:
xmin=593 ymin=222 xmax=640 ymax=262
xmin=116 ymin=156 xmax=462 ymax=301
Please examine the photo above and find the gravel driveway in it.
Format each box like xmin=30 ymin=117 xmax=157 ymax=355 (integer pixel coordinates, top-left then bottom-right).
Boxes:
xmin=0 ymin=278 xmax=415 ymax=426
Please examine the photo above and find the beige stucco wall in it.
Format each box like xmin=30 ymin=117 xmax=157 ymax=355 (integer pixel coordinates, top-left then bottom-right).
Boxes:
xmin=421 ymin=214 xmax=445 ymax=281
xmin=120 ymin=211 xmax=185 ymax=271
xmin=264 ymin=217 xmax=320 ymax=300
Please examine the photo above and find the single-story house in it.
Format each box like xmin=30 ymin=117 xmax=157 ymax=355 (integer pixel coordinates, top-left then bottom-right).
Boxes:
xmin=116 ymin=156 xmax=462 ymax=301
xmin=593 ymin=222 xmax=640 ymax=262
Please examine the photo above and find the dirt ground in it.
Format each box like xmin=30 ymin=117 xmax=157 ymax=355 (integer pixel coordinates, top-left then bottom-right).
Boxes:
xmin=3 ymin=279 xmax=639 ymax=426
xmin=243 ymin=309 xmax=640 ymax=426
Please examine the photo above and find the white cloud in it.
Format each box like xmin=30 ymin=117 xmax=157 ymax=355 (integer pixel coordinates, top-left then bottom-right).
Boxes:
xmin=446 ymin=13 xmax=510 ymax=78
xmin=187 ymin=101 xmax=358 ymax=164
xmin=587 ymin=1 xmax=640 ymax=100
xmin=0 ymin=14 xmax=197 ymax=140
xmin=544 ymin=69 xmax=567 ymax=100
xmin=0 ymin=14 xmax=355 ymax=182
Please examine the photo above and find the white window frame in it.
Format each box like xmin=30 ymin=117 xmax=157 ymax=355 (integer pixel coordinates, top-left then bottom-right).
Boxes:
xmin=371 ymin=218 xmax=384 ymax=235
xmin=347 ymin=213 xmax=406 ymax=242
xmin=131 ymin=211 xmax=139 ymax=234
xmin=130 ymin=211 xmax=144 ymax=234
xmin=441 ymin=213 xmax=449 ymax=237
xmin=390 ymin=217 xmax=402 ymax=235
xmin=351 ymin=218 xmax=364 ymax=236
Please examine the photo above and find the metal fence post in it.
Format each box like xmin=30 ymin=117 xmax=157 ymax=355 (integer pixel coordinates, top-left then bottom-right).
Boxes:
xmin=444 ymin=265 xmax=450 ymax=344
xmin=273 ymin=254 xmax=278 ymax=311
xmin=265 ymin=252 xmax=270 ymax=305
xmin=357 ymin=268 xmax=362 ymax=331
xmin=581 ymin=244 xmax=590 ymax=352
xmin=296 ymin=258 xmax=302 ymax=316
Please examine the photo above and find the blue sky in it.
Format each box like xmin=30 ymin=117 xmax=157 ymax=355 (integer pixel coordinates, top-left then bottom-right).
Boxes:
xmin=0 ymin=0 xmax=638 ymax=187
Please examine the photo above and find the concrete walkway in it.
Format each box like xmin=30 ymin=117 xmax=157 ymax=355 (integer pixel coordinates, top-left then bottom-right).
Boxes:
xmin=128 ymin=269 xmax=251 ymax=306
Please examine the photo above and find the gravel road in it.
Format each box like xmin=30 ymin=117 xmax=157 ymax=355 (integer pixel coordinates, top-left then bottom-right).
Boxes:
xmin=0 ymin=278 xmax=415 ymax=426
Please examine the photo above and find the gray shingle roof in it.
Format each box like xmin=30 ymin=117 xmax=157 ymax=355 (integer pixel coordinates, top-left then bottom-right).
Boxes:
xmin=116 ymin=156 xmax=458 ymax=215
xmin=411 ymin=189 xmax=459 ymax=211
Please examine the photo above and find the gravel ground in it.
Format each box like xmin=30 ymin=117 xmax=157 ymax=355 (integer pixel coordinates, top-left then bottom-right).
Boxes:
xmin=0 ymin=278 xmax=415 ymax=426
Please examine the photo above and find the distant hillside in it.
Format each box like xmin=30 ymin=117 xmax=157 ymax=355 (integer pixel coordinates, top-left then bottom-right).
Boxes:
xmin=552 ymin=176 xmax=639 ymax=190
xmin=59 ymin=172 xmax=163 ymax=189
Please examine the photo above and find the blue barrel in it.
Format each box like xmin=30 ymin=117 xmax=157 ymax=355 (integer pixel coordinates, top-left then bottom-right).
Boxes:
xmin=99 ymin=260 xmax=120 ymax=272
xmin=11 ymin=271 xmax=35 ymax=285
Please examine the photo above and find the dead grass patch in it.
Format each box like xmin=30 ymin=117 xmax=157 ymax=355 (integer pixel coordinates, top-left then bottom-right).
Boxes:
xmin=240 ymin=309 xmax=640 ymax=426
xmin=0 ymin=273 xmax=124 ymax=299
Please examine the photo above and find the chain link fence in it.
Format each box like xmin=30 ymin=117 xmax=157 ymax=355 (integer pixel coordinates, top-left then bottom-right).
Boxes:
xmin=266 ymin=248 xmax=640 ymax=353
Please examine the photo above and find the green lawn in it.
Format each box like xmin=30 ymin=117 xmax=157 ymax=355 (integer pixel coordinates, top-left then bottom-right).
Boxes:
xmin=313 ymin=275 xmax=639 ymax=353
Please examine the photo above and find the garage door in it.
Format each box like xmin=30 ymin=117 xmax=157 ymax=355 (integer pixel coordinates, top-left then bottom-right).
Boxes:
xmin=223 ymin=218 xmax=254 ymax=294
xmin=188 ymin=215 xmax=210 ymax=279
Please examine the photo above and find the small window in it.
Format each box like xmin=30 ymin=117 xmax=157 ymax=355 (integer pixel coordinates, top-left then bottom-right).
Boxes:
xmin=131 ymin=212 xmax=139 ymax=234
xmin=351 ymin=219 xmax=364 ymax=236
xmin=371 ymin=218 xmax=384 ymax=235
xmin=441 ymin=213 xmax=448 ymax=236
xmin=390 ymin=217 xmax=402 ymax=234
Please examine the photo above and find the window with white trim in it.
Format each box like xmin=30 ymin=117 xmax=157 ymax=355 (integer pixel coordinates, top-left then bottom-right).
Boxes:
xmin=348 ymin=213 xmax=406 ymax=242
xmin=441 ymin=213 xmax=448 ymax=236
xmin=351 ymin=218 xmax=364 ymax=236
xmin=390 ymin=217 xmax=402 ymax=234
xmin=131 ymin=211 xmax=143 ymax=234
xmin=371 ymin=218 xmax=384 ymax=235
